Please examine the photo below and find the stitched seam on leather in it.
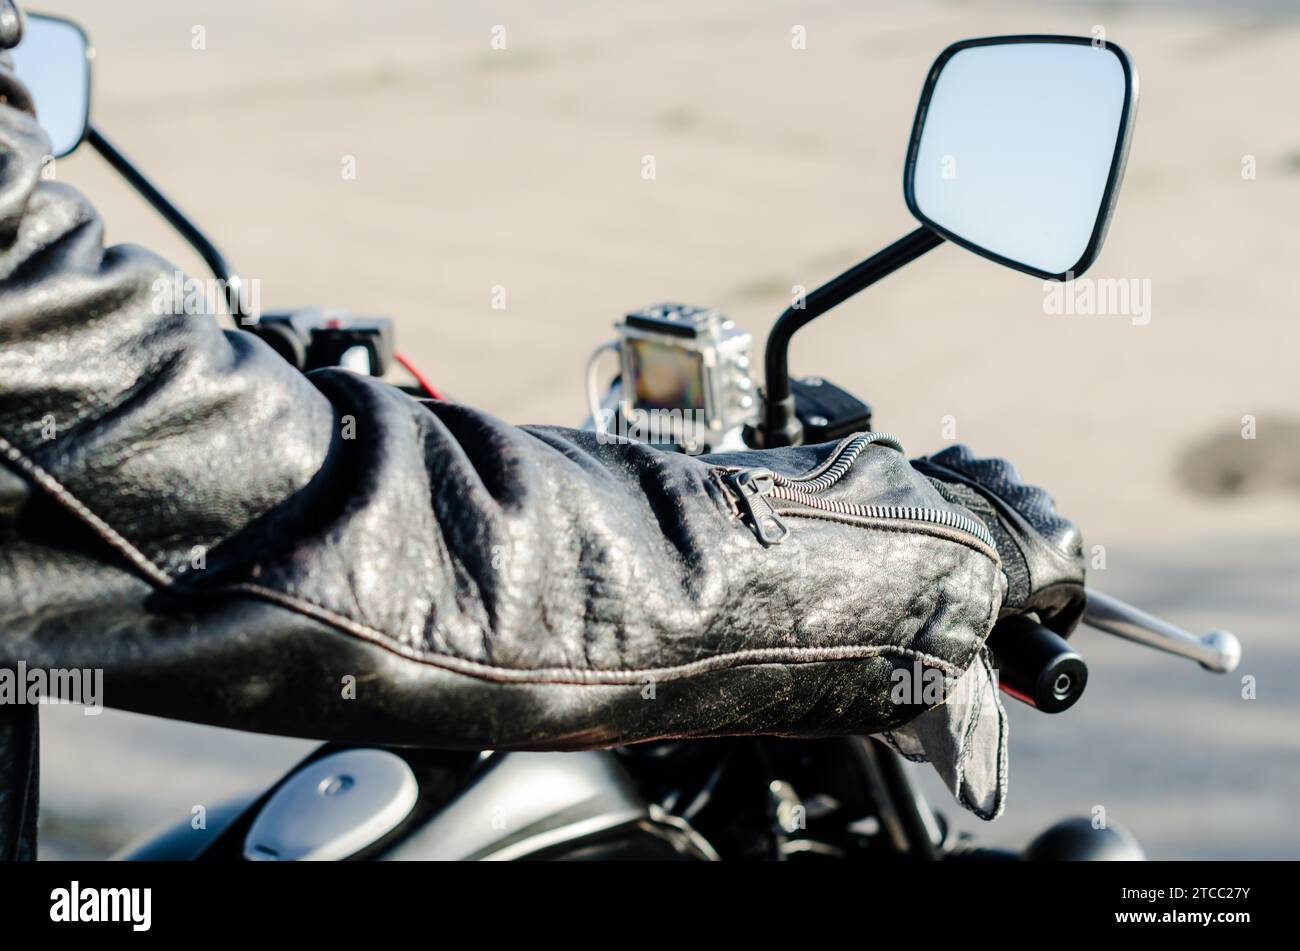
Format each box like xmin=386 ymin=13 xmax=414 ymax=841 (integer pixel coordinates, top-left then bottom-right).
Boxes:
xmin=0 ymin=432 xmax=979 ymax=687
xmin=0 ymin=433 xmax=175 ymax=587
xmin=226 ymin=579 xmax=969 ymax=684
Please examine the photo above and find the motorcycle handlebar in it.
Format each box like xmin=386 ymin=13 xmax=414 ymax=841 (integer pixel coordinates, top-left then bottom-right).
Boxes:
xmin=987 ymin=615 xmax=1087 ymax=713
xmin=988 ymin=589 xmax=1241 ymax=716
xmin=1082 ymin=589 xmax=1241 ymax=673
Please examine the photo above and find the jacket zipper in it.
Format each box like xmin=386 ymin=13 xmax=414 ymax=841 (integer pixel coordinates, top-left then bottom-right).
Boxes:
xmin=716 ymin=432 xmax=995 ymax=550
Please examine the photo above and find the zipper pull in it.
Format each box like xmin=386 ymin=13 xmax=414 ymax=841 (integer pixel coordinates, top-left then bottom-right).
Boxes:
xmin=726 ymin=468 xmax=790 ymax=547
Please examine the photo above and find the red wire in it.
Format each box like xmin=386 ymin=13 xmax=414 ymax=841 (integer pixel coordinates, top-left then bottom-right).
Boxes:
xmin=393 ymin=351 xmax=446 ymax=401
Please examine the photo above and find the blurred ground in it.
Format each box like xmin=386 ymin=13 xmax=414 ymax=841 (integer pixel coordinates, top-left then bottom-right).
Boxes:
xmin=22 ymin=0 xmax=1300 ymax=858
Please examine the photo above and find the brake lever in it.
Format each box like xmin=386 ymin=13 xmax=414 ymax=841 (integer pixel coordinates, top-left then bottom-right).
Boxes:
xmin=1082 ymin=589 xmax=1241 ymax=674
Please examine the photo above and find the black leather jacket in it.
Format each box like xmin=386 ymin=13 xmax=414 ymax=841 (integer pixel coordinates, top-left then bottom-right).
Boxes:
xmin=0 ymin=9 xmax=1086 ymax=858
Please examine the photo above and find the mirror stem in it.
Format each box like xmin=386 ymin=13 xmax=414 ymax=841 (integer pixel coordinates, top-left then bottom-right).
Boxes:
xmin=752 ymin=226 xmax=944 ymax=447
xmin=86 ymin=126 xmax=252 ymax=325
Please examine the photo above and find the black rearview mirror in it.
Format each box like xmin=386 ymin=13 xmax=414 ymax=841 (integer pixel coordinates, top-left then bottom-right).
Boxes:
xmin=10 ymin=14 xmax=92 ymax=159
xmin=904 ymin=36 xmax=1138 ymax=280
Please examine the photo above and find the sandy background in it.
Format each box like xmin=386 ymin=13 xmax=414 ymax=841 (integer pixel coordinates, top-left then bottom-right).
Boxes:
xmin=21 ymin=0 xmax=1300 ymax=858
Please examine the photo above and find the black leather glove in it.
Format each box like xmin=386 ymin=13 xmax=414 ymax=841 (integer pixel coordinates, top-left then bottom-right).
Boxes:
xmin=914 ymin=445 xmax=1087 ymax=635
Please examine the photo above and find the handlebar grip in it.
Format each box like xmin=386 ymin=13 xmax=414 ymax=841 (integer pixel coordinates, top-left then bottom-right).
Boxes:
xmin=986 ymin=615 xmax=1088 ymax=713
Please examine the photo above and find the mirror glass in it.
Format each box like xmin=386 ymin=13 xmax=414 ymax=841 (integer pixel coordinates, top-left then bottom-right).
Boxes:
xmin=10 ymin=15 xmax=92 ymax=158
xmin=905 ymin=38 xmax=1136 ymax=279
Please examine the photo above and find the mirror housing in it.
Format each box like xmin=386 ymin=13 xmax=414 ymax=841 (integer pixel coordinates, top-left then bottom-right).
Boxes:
xmin=10 ymin=14 xmax=93 ymax=158
xmin=904 ymin=35 xmax=1137 ymax=280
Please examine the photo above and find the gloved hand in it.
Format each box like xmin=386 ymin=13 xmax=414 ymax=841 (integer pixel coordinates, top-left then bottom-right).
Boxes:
xmin=914 ymin=445 xmax=1087 ymax=635
xmin=882 ymin=446 xmax=1087 ymax=821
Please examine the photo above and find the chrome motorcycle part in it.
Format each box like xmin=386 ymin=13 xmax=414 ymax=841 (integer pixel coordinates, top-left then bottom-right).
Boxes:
xmin=605 ymin=302 xmax=757 ymax=452
xmin=1083 ymin=590 xmax=1241 ymax=673
xmin=242 ymin=748 xmax=418 ymax=861
xmin=380 ymin=751 xmax=653 ymax=861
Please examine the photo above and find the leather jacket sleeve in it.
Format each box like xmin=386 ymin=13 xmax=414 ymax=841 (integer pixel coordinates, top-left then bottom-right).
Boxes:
xmin=0 ymin=55 xmax=1005 ymax=755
